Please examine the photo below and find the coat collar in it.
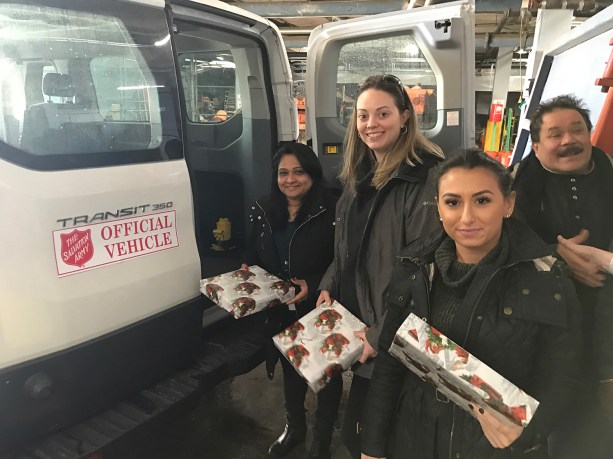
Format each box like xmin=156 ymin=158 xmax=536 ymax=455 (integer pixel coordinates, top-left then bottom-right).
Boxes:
xmin=398 ymin=218 xmax=554 ymax=268
xmin=394 ymin=151 xmax=442 ymax=182
xmin=514 ymin=146 xmax=611 ymax=188
xmin=355 ymin=150 xmax=442 ymax=194
xmin=255 ymin=185 xmax=334 ymax=218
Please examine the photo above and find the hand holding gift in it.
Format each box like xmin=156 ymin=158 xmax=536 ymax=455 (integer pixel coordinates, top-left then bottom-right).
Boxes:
xmin=389 ymin=314 xmax=539 ymax=430
xmin=273 ymin=301 xmax=365 ymax=392
xmin=354 ymin=329 xmax=377 ymax=363
xmin=470 ymin=404 xmax=524 ymax=448
xmin=316 ymin=289 xmax=333 ymax=307
xmin=200 ymin=265 xmax=295 ymax=318
xmin=286 ymin=277 xmax=308 ymax=305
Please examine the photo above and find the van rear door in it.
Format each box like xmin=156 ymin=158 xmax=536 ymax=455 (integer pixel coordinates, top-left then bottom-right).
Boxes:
xmin=306 ymin=0 xmax=475 ymax=181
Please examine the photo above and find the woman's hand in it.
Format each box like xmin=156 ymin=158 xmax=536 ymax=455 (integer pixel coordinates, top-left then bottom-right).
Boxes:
xmin=286 ymin=278 xmax=307 ymax=305
xmin=556 ymin=230 xmax=607 ymax=287
xmin=558 ymin=232 xmax=613 ymax=276
xmin=354 ymin=329 xmax=377 ymax=363
xmin=471 ymin=404 xmax=523 ymax=448
xmin=240 ymin=263 xmax=250 ymax=271
xmin=317 ymin=290 xmax=333 ymax=307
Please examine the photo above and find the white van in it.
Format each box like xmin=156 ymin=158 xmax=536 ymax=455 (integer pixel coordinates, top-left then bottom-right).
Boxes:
xmin=0 ymin=0 xmax=480 ymax=455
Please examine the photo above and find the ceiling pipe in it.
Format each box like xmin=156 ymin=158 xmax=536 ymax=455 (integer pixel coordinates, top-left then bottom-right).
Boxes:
xmin=225 ymin=0 xmax=529 ymax=17
xmin=225 ymin=0 xmax=409 ymax=17
xmin=485 ymin=9 xmax=511 ymax=50
xmin=531 ymin=0 xmax=613 ymax=15
xmin=226 ymin=0 xmax=612 ymax=17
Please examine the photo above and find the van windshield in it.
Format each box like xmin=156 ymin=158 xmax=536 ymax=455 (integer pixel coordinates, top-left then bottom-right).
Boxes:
xmin=0 ymin=1 xmax=182 ymax=170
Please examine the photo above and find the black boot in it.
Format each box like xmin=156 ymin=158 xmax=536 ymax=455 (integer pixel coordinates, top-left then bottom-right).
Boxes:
xmin=268 ymin=424 xmax=306 ymax=457
xmin=307 ymin=432 xmax=332 ymax=459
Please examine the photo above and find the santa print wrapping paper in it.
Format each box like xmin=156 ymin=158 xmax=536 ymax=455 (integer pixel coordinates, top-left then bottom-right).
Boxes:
xmin=390 ymin=313 xmax=539 ymax=428
xmin=273 ymin=301 xmax=365 ymax=393
xmin=200 ymin=265 xmax=295 ymax=319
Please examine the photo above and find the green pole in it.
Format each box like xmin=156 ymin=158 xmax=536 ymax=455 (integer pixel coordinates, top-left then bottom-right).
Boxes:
xmin=490 ymin=122 xmax=497 ymax=152
xmin=504 ymin=108 xmax=513 ymax=152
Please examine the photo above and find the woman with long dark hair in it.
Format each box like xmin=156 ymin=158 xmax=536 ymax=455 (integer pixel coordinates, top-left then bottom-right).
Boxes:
xmin=360 ymin=150 xmax=582 ymax=459
xmin=242 ymin=142 xmax=341 ymax=459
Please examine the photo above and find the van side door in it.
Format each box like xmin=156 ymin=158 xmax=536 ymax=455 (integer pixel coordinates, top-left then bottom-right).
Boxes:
xmin=169 ymin=1 xmax=296 ymax=278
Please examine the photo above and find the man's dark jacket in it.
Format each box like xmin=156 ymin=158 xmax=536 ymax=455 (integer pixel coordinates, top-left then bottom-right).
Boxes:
xmin=511 ymin=147 xmax=613 ymax=250
xmin=360 ymin=219 xmax=582 ymax=459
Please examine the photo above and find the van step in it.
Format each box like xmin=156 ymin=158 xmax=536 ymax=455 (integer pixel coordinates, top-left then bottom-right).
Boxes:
xmin=3 ymin=315 xmax=266 ymax=459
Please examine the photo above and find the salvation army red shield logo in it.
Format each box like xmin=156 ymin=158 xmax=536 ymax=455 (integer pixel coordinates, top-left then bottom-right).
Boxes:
xmin=60 ymin=229 xmax=94 ymax=267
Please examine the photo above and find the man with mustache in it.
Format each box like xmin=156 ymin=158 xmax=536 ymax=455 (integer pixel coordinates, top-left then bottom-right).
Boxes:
xmin=511 ymin=94 xmax=613 ymax=458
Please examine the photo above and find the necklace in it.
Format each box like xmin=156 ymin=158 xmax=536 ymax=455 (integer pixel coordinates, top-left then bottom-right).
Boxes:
xmin=288 ymin=203 xmax=301 ymax=221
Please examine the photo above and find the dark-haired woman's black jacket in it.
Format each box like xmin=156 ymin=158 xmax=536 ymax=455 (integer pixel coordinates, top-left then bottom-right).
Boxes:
xmin=244 ymin=186 xmax=339 ymax=318
xmin=361 ymin=219 xmax=582 ymax=459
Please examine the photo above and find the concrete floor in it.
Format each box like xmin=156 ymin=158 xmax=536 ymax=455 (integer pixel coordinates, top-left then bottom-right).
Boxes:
xmin=109 ymin=363 xmax=354 ymax=459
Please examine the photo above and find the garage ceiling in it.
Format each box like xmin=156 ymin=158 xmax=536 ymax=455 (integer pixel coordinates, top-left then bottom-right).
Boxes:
xmin=221 ymin=0 xmax=613 ymax=70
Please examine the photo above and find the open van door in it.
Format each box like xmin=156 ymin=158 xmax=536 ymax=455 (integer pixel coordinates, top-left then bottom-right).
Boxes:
xmin=306 ymin=0 xmax=475 ymax=182
xmin=169 ymin=0 xmax=297 ymax=281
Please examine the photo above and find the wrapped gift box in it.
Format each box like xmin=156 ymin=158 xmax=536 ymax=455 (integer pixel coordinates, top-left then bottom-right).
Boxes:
xmin=200 ymin=265 xmax=295 ymax=319
xmin=390 ymin=313 xmax=539 ymax=428
xmin=273 ymin=301 xmax=365 ymax=392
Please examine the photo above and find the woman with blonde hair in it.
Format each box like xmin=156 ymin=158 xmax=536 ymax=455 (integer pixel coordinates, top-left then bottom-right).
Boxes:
xmin=317 ymin=74 xmax=444 ymax=458
xmin=339 ymin=75 xmax=443 ymax=193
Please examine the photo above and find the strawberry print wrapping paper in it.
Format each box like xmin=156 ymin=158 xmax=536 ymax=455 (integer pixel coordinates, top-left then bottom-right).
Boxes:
xmin=390 ymin=313 xmax=539 ymax=428
xmin=273 ymin=301 xmax=365 ymax=393
xmin=200 ymin=265 xmax=295 ymax=319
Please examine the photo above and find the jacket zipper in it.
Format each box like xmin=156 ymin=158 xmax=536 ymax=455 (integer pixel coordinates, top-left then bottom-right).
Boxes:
xmin=353 ymin=175 xmax=408 ymax=309
xmin=287 ymin=207 xmax=325 ymax=278
xmin=448 ymin=260 xmax=521 ymax=458
xmin=255 ymin=201 xmax=274 ymax=250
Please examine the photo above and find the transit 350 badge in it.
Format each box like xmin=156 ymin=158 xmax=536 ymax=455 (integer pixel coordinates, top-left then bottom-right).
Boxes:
xmin=60 ymin=228 xmax=94 ymax=267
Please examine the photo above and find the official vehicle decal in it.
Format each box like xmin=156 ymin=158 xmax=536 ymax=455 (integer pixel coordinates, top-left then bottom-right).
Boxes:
xmin=53 ymin=210 xmax=179 ymax=277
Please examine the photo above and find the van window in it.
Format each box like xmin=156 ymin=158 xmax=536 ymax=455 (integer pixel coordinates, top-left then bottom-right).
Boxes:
xmin=179 ymin=51 xmax=241 ymax=124
xmin=91 ymin=57 xmax=154 ymax=123
xmin=0 ymin=2 xmax=182 ymax=170
xmin=337 ymin=34 xmax=438 ymax=130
